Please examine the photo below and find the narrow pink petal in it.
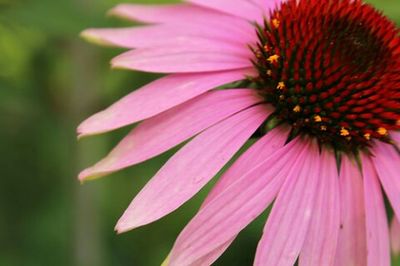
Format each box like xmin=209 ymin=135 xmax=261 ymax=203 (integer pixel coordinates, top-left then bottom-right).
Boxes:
xmin=183 ymin=126 xmax=290 ymax=265
xmin=79 ymin=89 xmax=263 ymax=180
xmin=115 ymin=105 xmax=270 ymax=233
xmin=334 ymin=156 xmax=367 ymax=266
xmin=188 ymin=242 xmax=231 ymax=266
xmin=168 ymin=137 xmax=310 ymax=266
xmin=108 ymin=3 xmax=257 ymax=43
xmin=81 ymin=24 xmax=251 ymax=49
xmin=372 ymin=142 xmax=400 ymax=221
xmin=361 ymin=154 xmax=390 ymax=266
xmin=203 ymin=126 xmax=290 ymax=207
xmin=390 ymin=217 xmax=400 ymax=256
xmin=111 ymin=45 xmax=252 ymax=73
xmin=109 ymin=3 xmax=222 ymax=24
xmin=250 ymin=0 xmax=280 ymax=11
xmin=391 ymin=131 xmax=400 ymax=148
xmin=77 ymin=68 xmax=253 ymax=137
xmin=186 ymin=0 xmax=264 ymax=23
xmin=299 ymin=149 xmax=340 ymax=266
xmin=254 ymin=141 xmax=320 ymax=266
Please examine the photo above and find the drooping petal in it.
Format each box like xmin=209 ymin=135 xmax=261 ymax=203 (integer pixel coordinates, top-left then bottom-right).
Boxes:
xmin=390 ymin=217 xmax=400 ymax=256
xmin=186 ymin=0 xmax=265 ymax=23
xmin=81 ymin=24 xmax=251 ymax=49
xmin=202 ymin=125 xmax=290 ymax=207
xmin=250 ymin=0 xmax=280 ymax=11
xmin=111 ymin=45 xmax=252 ymax=73
xmin=372 ymin=142 xmax=400 ymax=221
xmin=334 ymin=156 xmax=367 ymax=266
xmin=299 ymin=149 xmax=340 ymax=266
xmin=78 ymin=68 xmax=253 ymax=137
xmin=254 ymin=140 xmax=320 ymax=266
xmin=108 ymin=3 xmax=222 ymax=24
xmin=115 ymin=105 xmax=269 ymax=233
xmin=391 ymin=131 xmax=400 ymax=148
xmin=108 ymin=3 xmax=258 ymax=42
xmin=168 ymin=137 xmax=310 ymax=266
xmin=173 ymin=126 xmax=290 ymax=265
xmin=361 ymin=155 xmax=390 ymax=266
xmin=188 ymin=242 xmax=232 ymax=266
xmin=79 ymin=89 xmax=263 ymax=180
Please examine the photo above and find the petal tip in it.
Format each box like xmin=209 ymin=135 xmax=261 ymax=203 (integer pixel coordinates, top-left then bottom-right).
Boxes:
xmin=80 ymin=29 xmax=109 ymax=46
xmin=107 ymin=4 xmax=132 ymax=20
xmin=114 ymin=220 xmax=136 ymax=234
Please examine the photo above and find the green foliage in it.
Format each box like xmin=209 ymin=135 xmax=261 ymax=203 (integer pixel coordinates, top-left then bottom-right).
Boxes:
xmin=1 ymin=0 xmax=400 ymax=265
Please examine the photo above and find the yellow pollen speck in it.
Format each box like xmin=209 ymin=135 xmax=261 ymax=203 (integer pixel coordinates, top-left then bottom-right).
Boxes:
xmin=277 ymin=81 xmax=285 ymax=90
xmin=279 ymin=95 xmax=285 ymax=100
xmin=266 ymin=70 xmax=272 ymax=76
xmin=267 ymin=54 xmax=280 ymax=64
xmin=263 ymin=45 xmax=270 ymax=52
xmin=272 ymin=18 xmax=280 ymax=28
xmin=314 ymin=115 xmax=322 ymax=122
xmin=377 ymin=127 xmax=388 ymax=136
xmin=340 ymin=127 xmax=350 ymax=137
xmin=364 ymin=133 xmax=371 ymax=140
xmin=320 ymin=125 xmax=327 ymax=131
xmin=293 ymin=105 xmax=301 ymax=113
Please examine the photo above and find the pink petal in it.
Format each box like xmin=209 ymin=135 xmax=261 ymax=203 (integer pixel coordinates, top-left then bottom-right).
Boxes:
xmin=79 ymin=89 xmax=263 ymax=180
xmin=108 ymin=3 xmax=257 ymax=42
xmin=254 ymin=140 xmax=320 ymax=266
xmin=184 ymin=126 xmax=290 ymax=265
xmin=168 ymin=137 xmax=310 ymax=266
xmin=78 ymin=68 xmax=253 ymax=137
xmin=372 ymin=142 xmax=400 ymax=221
xmin=334 ymin=156 xmax=367 ymax=266
xmin=202 ymin=125 xmax=290 ymax=207
xmin=391 ymin=131 xmax=400 ymax=148
xmin=108 ymin=3 xmax=223 ymax=24
xmin=111 ymin=45 xmax=252 ymax=73
xmin=361 ymin=154 xmax=390 ymax=266
xmin=299 ymin=149 xmax=340 ymax=266
xmin=188 ymin=242 xmax=231 ymax=266
xmin=81 ymin=24 xmax=251 ymax=49
xmin=115 ymin=105 xmax=270 ymax=233
xmin=186 ymin=0 xmax=264 ymax=23
xmin=250 ymin=0 xmax=281 ymax=11
xmin=390 ymin=217 xmax=400 ymax=256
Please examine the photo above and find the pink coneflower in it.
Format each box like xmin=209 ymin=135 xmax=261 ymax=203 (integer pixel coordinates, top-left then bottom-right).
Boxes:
xmin=79 ymin=0 xmax=400 ymax=265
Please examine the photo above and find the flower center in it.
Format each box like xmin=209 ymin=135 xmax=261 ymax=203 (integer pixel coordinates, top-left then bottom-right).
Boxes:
xmin=253 ymin=0 xmax=400 ymax=151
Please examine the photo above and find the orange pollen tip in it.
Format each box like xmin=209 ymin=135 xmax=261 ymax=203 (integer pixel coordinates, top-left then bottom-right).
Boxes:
xmin=277 ymin=81 xmax=286 ymax=90
xmin=272 ymin=18 xmax=280 ymax=28
xmin=340 ymin=128 xmax=350 ymax=137
xmin=364 ymin=133 xmax=371 ymax=140
xmin=266 ymin=70 xmax=272 ymax=76
xmin=313 ymin=115 xmax=322 ymax=122
xmin=293 ymin=105 xmax=301 ymax=112
xmin=377 ymin=127 xmax=388 ymax=136
xmin=263 ymin=45 xmax=270 ymax=52
xmin=267 ymin=54 xmax=280 ymax=63
xmin=320 ymin=125 xmax=327 ymax=131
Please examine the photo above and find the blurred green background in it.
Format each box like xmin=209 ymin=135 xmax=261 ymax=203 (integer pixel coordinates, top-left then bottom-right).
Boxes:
xmin=1 ymin=0 xmax=400 ymax=265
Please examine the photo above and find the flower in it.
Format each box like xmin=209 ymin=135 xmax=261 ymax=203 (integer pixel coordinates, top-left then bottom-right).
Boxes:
xmin=79 ymin=0 xmax=400 ymax=265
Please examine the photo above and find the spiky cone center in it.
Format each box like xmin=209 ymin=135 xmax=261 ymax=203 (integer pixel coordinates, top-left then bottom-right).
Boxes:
xmin=253 ymin=0 xmax=400 ymax=152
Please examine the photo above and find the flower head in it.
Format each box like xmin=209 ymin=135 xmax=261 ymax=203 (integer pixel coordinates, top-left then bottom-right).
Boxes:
xmin=80 ymin=0 xmax=400 ymax=265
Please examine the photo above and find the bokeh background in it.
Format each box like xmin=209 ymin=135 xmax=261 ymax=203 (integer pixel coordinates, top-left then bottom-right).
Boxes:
xmin=1 ymin=0 xmax=400 ymax=265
